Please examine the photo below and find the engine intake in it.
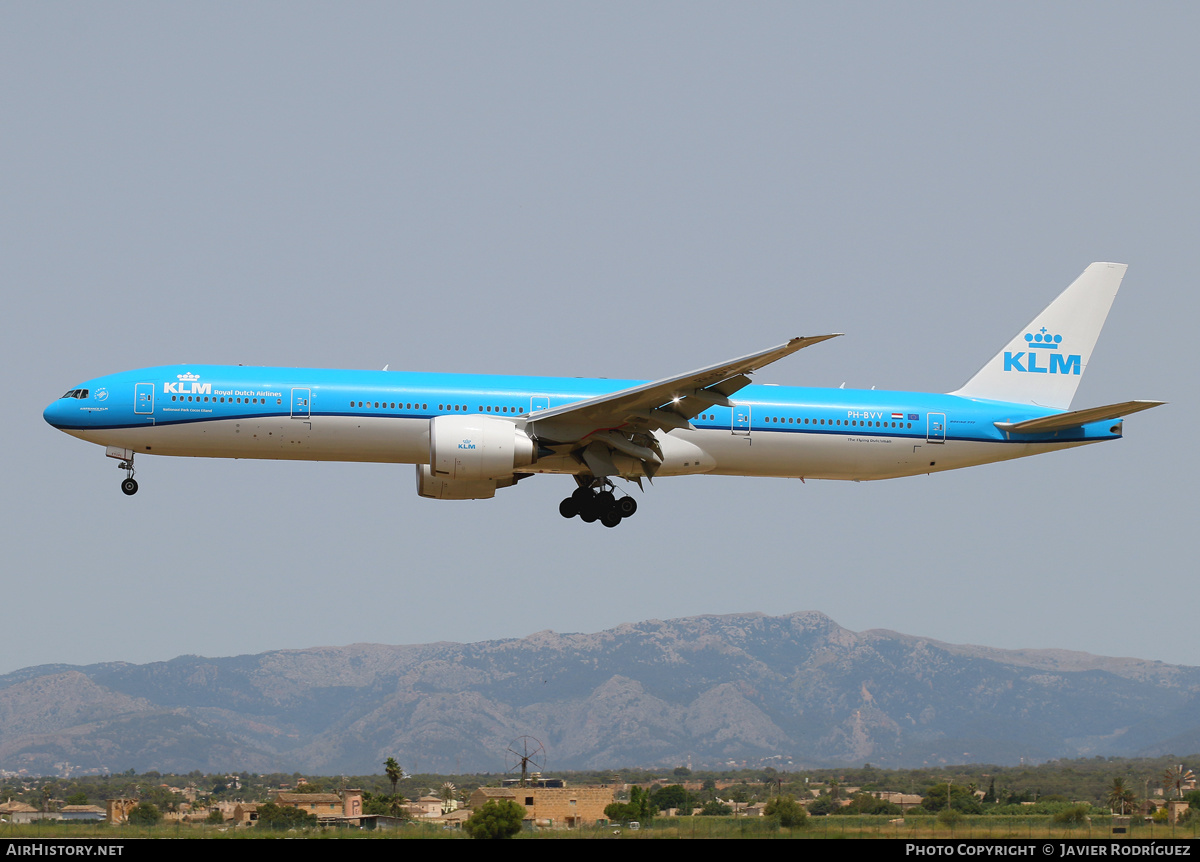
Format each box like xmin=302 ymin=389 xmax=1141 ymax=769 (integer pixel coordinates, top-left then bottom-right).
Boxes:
xmin=428 ymin=414 xmax=537 ymax=482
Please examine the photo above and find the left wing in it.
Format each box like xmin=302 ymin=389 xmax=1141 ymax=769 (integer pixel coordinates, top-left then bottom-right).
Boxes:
xmin=527 ymin=334 xmax=840 ymax=476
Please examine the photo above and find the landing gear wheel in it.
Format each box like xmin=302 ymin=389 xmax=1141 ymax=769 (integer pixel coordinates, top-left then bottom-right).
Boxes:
xmin=564 ymin=479 xmax=634 ymax=526
xmin=121 ymin=478 xmax=139 ymax=496
xmin=571 ymin=486 xmax=593 ymax=504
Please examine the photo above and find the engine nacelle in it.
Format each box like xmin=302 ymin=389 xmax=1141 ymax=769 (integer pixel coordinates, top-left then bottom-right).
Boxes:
xmin=416 ymin=464 xmax=515 ymax=500
xmin=428 ymin=414 xmax=537 ymax=482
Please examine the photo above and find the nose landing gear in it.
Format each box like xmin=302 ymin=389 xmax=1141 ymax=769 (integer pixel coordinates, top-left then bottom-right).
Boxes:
xmin=559 ymin=480 xmax=637 ymax=527
xmin=107 ymin=448 xmax=139 ymax=495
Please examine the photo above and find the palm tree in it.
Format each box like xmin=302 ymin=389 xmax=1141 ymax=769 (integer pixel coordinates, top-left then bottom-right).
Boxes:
xmin=1107 ymin=777 xmax=1138 ymax=814
xmin=384 ymin=757 xmax=404 ymax=795
xmin=1163 ymin=765 xmax=1195 ymax=799
xmin=439 ymin=781 xmax=457 ymax=812
xmin=387 ymin=794 xmax=408 ymax=819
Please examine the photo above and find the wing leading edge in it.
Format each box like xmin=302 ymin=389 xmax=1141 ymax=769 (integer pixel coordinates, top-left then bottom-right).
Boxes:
xmin=527 ymin=334 xmax=841 ymax=477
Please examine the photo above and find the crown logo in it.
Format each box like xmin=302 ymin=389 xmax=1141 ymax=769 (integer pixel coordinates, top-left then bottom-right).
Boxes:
xmin=177 ymin=372 xmax=200 ymax=381
xmin=1023 ymin=328 xmax=1062 ymax=350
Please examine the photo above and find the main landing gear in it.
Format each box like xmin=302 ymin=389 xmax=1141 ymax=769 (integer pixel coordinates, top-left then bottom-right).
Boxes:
xmin=118 ymin=455 xmax=138 ymax=496
xmin=559 ymin=481 xmax=638 ymax=528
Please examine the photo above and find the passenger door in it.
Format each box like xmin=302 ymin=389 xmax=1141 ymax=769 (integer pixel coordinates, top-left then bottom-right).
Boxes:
xmin=134 ymin=383 xmax=154 ymax=415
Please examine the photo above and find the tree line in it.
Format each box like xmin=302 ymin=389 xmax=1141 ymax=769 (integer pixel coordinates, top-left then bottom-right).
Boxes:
xmin=3 ymin=753 xmax=1195 ymax=816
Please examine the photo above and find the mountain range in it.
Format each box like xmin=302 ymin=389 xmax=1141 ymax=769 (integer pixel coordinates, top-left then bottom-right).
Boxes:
xmin=1 ymin=611 xmax=1197 ymax=775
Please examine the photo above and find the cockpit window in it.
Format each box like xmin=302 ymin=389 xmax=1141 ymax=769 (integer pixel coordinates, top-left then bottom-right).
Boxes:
xmin=59 ymin=389 xmax=89 ymax=399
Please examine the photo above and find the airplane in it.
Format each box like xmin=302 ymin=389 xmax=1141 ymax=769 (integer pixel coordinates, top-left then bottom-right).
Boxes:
xmin=44 ymin=262 xmax=1163 ymax=526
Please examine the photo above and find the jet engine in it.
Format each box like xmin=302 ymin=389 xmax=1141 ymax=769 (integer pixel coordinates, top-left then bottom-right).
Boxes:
xmin=418 ymin=415 xmax=538 ymax=500
xmin=415 ymin=464 xmax=524 ymax=500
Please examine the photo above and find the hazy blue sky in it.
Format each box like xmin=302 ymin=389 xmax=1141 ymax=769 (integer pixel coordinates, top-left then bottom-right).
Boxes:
xmin=2 ymin=3 xmax=1194 ymax=676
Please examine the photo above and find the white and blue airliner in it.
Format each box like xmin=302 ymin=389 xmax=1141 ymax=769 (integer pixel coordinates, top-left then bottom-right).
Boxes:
xmin=44 ymin=263 xmax=1163 ymax=526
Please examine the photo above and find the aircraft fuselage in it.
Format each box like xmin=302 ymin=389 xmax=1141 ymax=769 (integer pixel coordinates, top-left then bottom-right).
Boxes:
xmin=44 ymin=364 xmax=1113 ymax=482
xmin=42 ymin=263 xmax=1162 ymax=524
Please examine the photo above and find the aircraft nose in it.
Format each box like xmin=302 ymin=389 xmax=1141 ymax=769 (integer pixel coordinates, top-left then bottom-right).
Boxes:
xmin=44 ymin=399 xmax=67 ymax=428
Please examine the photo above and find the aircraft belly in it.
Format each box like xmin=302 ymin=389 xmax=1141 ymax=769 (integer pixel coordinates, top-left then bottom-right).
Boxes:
xmin=702 ymin=429 xmax=1096 ymax=481
xmin=77 ymin=416 xmax=431 ymax=464
xmin=65 ymin=415 xmax=1096 ymax=478
xmin=703 ymin=429 xmax=864 ymax=478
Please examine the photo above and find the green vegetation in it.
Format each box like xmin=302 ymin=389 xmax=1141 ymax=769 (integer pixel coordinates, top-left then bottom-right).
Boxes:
xmin=937 ymin=807 xmax=963 ymax=828
xmin=1 ymin=752 xmax=1197 ymax=840
xmin=464 ymin=799 xmax=525 ymax=839
xmin=807 ymin=795 xmax=839 ymax=815
xmin=1 ymin=811 xmax=1198 ymax=840
xmin=921 ymin=783 xmax=983 ymax=814
xmin=842 ymin=792 xmax=902 ymax=816
xmin=126 ymin=802 xmax=162 ymax=826
xmin=1108 ymin=777 xmax=1138 ymax=814
xmin=384 ymin=757 xmax=404 ymax=795
xmin=255 ymin=802 xmax=318 ymax=831
xmin=649 ymin=784 xmax=693 ymax=813
xmin=605 ymin=785 xmax=655 ymax=823
xmin=764 ymin=795 xmax=807 ymax=828
xmin=362 ymin=791 xmax=408 ymax=818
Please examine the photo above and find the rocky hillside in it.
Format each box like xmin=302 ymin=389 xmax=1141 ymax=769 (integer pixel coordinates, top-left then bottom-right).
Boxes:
xmin=1 ymin=611 xmax=1197 ymax=775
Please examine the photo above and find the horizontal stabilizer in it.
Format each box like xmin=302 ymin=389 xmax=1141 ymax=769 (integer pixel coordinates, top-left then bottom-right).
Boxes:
xmin=995 ymin=400 xmax=1165 ymax=434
